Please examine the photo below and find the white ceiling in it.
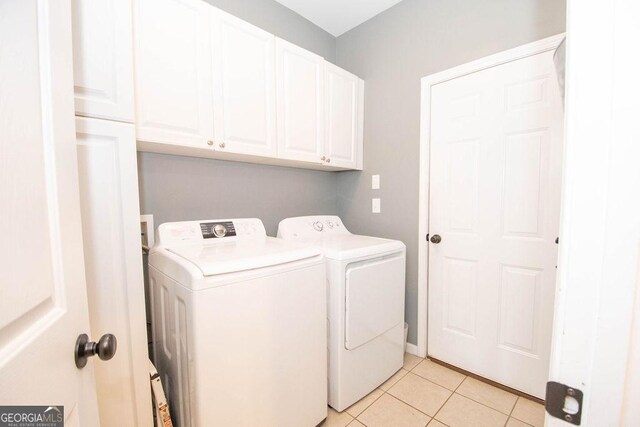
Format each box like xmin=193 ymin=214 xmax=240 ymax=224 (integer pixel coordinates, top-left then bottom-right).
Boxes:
xmin=273 ymin=0 xmax=403 ymax=37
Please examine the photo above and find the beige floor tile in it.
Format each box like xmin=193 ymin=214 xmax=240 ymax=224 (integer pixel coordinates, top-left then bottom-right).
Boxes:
xmin=388 ymin=372 xmax=452 ymax=417
xmin=403 ymin=352 xmax=423 ymax=370
xmin=427 ymin=420 xmax=448 ymax=427
xmin=319 ymin=407 xmax=354 ymax=427
xmin=345 ymin=388 xmax=384 ymax=417
xmin=456 ymin=377 xmax=518 ymax=414
xmin=379 ymin=368 xmax=408 ymax=391
xmin=347 ymin=420 xmax=366 ymax=427
xmin=506 ymin=417 xmax=532 ymax=427
xmin=412 ymin=359 xmax=466 ymax=391
xmin=511 ymin=397 xmax=545 ymax=427
xmin=357 ymin=393 xmax=431 ymax=427
xmin=435 ymin=394 xmax=508 ymax=427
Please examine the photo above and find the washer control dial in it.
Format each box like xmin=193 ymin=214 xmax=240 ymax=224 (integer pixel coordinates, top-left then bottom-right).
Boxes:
xmin=213 ymin=224 xmax=227 ymax=237
xmin=313 ymin=221 xmax=324 ymax=232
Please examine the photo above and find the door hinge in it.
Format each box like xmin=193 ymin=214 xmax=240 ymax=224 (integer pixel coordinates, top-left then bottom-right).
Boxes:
xmin=545 ymin=381 xmax=583 ymax=425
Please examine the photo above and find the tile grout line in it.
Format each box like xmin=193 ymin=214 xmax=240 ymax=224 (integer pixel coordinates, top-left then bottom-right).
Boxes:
xmin=353 ymin=357 xmax=419 ymax=425
xmin=412 ymin=360 xmax=531 ymax=421
xmin=429 ymin=371 xmax=467 ymax=425
xmin=355 ymin=355 xmax=534 ymax=427
xmin=505 ymin=396 xmax=519 ymax=427
xmin=403 ymin=355 xmax=541 ymax=426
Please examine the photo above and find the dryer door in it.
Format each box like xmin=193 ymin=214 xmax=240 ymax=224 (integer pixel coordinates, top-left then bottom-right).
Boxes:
xmin=345 ymin=254 xmax=405 ymax=350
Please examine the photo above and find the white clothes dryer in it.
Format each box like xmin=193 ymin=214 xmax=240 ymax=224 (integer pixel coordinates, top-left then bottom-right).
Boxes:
xmin=148 ymin=218 xmax=327 ymax=426
xmin=278 ymin=216 xmax=406 ymax=412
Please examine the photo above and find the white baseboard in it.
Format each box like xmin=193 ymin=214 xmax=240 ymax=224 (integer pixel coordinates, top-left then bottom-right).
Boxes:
xmin=405 ymin=343 xmax=419 ymax=357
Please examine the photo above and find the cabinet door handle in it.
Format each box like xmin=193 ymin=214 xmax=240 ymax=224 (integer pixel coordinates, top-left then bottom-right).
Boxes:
xmin=207 ymin=140 xmax=214 ymax=146
xmin=218 ymin=142 xmax=226 ymax=149
xmin=326 ymin=158 xmax=331 ymax=163
xmin=321 ymin=156 xmax=326 ymax=161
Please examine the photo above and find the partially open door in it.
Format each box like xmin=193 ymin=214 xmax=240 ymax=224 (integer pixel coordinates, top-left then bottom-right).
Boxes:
xmin=0 ymin=1 xmax=99 ymax=423
xmin=546 ymin=0 xmax=640 ymax=425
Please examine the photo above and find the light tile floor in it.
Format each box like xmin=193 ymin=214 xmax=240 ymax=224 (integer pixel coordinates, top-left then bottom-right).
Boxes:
xmin=319 ymin=353 xmax=545 ymax=427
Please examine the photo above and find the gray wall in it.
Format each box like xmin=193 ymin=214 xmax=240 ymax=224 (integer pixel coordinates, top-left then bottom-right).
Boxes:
xmin=138 ymin=153 xmax=338 ymax=236
xmin=138 ymin=0 xmax=338 ymax=236
xmin=334 ymin=0 xmax=566 ymax=344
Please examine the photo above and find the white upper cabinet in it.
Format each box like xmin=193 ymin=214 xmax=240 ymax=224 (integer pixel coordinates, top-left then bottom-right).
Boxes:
xmin=324 ymin=62 xmax=364 ymax=170
xmin=210 ymin=9 xmax=277 ymax=157
xmin=71 ymin=0 xmax=135 ymax=122
xmin=134 ymin=0 xmax=214 ymax=150
xmin=130 ymin=0 xmax=364 ymax=170
xmin=276 ymin=38 xmax=325 ymax=164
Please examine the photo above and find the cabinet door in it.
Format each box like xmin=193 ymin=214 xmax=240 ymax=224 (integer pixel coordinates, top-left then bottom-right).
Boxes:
xmin=211 ymin=9 xmax=277 ymax=157
xmin=72 ymin=0 xmax=135 ymax=122
xmin=325 ymin=63 xmax=364 ymax=170
xmin=276 ymin=38 xmax=325 ymax=164
xmin=76 ymin=117 xmax=152 ymax=426
xmin=134 ymin=0 xmax=213 ymax=149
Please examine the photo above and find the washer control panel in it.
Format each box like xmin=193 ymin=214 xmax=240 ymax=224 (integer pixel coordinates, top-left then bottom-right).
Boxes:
xmin=156 ymin=218 xmax=266 ymax=246
xmin=200 ymin=221 xmax=236 ymax=239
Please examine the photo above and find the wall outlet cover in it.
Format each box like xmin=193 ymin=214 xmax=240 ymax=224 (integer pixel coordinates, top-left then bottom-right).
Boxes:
xmin=371 ymin=174 xmax=380 ymax=190
xmin=140 ymin=214 xmax=155 ymax=248
xmin=372 ymin=198 xmax=381 ymax=213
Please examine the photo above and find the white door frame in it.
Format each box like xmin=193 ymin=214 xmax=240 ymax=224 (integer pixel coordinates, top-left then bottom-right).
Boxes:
xmin=415 ymin=34 xmax=566 ymax=358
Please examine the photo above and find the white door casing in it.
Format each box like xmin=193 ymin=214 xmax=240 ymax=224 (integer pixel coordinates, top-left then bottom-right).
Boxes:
xmin=276 ymin=37 xmax=325 ymax=163
xmin=71 ymin=0 xmax=135 ymax=123
xmin=134 ymin=0 xmax=214 ymax=149
xmin=75 ymin=117 xmax=152 ymax=426
xmin=211 ymin=9 xmax=277 ymax=157
xmin=423 ymin=39 xmax=564 ymax=398
xmin=324 ymin=62 xmax=363 ymax=170
xmin=0 ymin=0 xmax=99 ymax=423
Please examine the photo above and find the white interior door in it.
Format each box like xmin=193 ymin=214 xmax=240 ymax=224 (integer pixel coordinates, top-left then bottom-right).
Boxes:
xmin=546 ymin=1 xmax=640 ymax=425
xmin=276 ymin=38 xmax=325 ymax=164
xmin=428 ymin=50 xmax=564 ymax=398
xmin=0 ymin=0 xmax=99 ymax=423
xmin=75 ymin=117 xmax=152 ymax=426
xmin=211 ymin=8 xmax=277 ymax=157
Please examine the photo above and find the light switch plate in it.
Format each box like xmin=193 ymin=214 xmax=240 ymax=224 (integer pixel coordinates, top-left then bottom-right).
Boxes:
xmin=372 ymin=198 xmax=381 ymax=213
xmin=371 ymin=174 xmax=380 ymax=190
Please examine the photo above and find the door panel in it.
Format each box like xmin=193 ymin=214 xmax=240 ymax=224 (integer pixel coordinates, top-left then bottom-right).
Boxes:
xmin=134 ymin=0 xmax=213 ymax=148
xmin=428 ymin=50 xmax=564 ymax=398
xmin=212 ymin=10 xmax=277 ymax=157
xmin=276 ymin=38 xmax=324 ymax=163
xmin=76 ymin=118 xmax=152 ymax=426
xmin=71 ymin=0 xmax=135 ymax=122
xmin=0 ymin=0 xmax=98 ymax=421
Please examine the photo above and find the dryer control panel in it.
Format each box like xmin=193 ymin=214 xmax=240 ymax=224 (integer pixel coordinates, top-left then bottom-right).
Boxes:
xmin=278 ymin=216 xmax=351 ymax=239
xmin=155 ymin=218 xmax=266 ymax=247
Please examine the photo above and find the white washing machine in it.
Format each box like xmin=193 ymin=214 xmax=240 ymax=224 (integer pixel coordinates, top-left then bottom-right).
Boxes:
xmin=148 ymin=218 xmax=327 ymax=427
xmin=278 ymin=216 xmax=406 ymax=412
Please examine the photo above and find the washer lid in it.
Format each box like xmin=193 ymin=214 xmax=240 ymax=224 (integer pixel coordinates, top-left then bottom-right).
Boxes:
xmin=320 ymin=235 xmax=405 ymax=260
xmin=166 ymin=237 xmax=322 ymax=276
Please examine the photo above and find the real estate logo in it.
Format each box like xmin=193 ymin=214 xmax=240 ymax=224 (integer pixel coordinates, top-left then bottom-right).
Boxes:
xmin=0 ymin=406 xmax=64 ymax=427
